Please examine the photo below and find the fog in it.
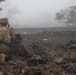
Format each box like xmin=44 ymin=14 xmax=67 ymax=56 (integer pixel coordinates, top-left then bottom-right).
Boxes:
xmin=0 ymin=0 xmax=75 ymax=28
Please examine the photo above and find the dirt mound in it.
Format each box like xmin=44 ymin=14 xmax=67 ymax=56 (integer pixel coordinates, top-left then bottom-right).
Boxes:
xmin=0 ymin=31 xmax=76 ymax=75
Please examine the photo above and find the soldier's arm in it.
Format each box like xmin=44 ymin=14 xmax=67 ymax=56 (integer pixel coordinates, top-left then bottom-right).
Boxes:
xmin=10 ymin=28 xmax=15 ymax=41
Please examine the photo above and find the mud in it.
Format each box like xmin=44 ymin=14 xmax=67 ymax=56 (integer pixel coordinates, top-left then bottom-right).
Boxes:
xmin=0 ymin=31 xmax=76 ymax=75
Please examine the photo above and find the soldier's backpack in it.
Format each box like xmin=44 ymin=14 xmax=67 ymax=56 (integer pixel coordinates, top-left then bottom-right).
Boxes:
xmin=0 ymin=26 xmax=11 ymax=45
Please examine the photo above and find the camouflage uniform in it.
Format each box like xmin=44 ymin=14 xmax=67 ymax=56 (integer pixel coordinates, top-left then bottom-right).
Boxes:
xmin=0 ymin=18 xmax=15 ymax=62
xmin=10 ymin=27 xmax=15 ymax=41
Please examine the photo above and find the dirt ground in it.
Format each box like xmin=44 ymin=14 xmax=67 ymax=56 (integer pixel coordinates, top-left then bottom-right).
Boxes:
xmin=0 ymin=30 xmax=76 ymax=75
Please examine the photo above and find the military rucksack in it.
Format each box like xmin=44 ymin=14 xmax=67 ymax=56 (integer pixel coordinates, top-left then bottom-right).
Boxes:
xmin=0 ymin=26 xmax=11 ymax=45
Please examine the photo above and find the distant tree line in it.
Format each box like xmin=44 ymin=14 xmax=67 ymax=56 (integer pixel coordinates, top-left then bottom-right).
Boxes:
xmin=0 ymin=0 xmax=5 ymax=2
xmin=0 ymin=0 xmax=5 ymax=10
xmin=55 ymin=6 xmax=76 ymax=27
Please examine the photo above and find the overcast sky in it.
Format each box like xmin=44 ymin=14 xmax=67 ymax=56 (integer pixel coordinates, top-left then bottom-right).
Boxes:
xmin=0 ymin=0 xmax=75 ymax=27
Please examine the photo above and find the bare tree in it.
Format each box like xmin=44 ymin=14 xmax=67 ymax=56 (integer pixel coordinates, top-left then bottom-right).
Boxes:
xmin=55 ymin=6 xmax=76 ymax=27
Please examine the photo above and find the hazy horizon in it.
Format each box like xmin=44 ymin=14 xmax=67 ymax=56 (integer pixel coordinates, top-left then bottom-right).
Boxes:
xmin=0 ymin=0 xmax=76 ymax=28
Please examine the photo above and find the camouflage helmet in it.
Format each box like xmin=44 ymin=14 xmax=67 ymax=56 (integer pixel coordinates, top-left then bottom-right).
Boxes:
xmin=0 ymin=18 xmax=8 ymax=26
